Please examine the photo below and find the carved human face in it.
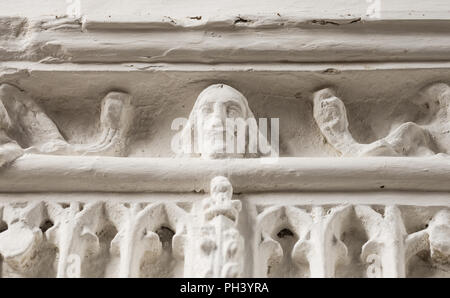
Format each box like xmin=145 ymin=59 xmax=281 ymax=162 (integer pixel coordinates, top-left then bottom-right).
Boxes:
xmin=325 ymin=96 xmax=348 ymax=131
xmin=194 ymin=85 xmax=247 ymax=158
xmin=210 ymin=176 xmax=233 ymax=201
xmin=314 ymin=89 xmax=349 ymax=133
xmin=418 ymin=83 xmax=450 ymax=122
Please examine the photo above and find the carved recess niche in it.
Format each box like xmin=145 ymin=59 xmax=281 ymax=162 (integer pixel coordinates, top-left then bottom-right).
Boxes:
xmin=0 ymin=3 xmax=450 ymax=278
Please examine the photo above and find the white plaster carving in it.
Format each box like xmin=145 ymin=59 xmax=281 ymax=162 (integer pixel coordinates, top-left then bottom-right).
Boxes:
xmin=184 ymin=176 xmax=244 ymax=277
xmin=0 ymin=202 xmax=48 ymax=277
xmin=106 ymin=202 xmax=186 ymax=277
xmin=313 ymin=83 xmax=450 ymax=157
xmin=46 ymin=202 xmax=104 ymax=277
xmin=0 ymin=83 xmax=133 ymax=167
xmin=0 ymin=0 xmax=449 ymax=279
xmin=290 ymin=205 xmax=351 ymax=278
xmin=0 ymin=200 xmax=448 ymax=278
xmin=255 ymin=205 xmax=351 ymax=277
xmin=177 ymin=84 xmax=270 ymax=159
xmin=355 ymin=205 xmax=450 ymax=277
xmin=428 ymin=209 xmax=450 ymax=264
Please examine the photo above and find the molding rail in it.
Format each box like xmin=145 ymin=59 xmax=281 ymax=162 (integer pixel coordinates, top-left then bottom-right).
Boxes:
xmin=0 ymin=155 xmax=449 ymax=192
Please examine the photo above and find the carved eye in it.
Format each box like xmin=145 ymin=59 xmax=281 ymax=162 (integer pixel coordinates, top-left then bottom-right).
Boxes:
xmin=227 ymin=105 xmax=241 ymax=118
xmin=217 ymin=185 xmax=228 ymax=193
xmin=201 ymin=105 xmax=213 ymax=114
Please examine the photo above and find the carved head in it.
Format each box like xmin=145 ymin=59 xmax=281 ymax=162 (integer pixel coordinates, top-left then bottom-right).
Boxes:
xmin=210 ymin=176 xmax=233 ymax=200
xmin=313 ymin=88 xmax=349 ymax=133
xmin=179 ymin=84 xmax=264 ymax=158
xmin=100 ymin=92 xmax=133 ymax=131
xmin=419 ymin=83 xmax=450 ymax=119
xmin=202 ymin=176 xmax=241 ymax=223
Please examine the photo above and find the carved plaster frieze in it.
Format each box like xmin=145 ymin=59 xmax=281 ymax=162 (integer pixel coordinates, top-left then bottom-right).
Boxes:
xmin=1 ymin=3 xmax=450 ymax=280
xmin=0 ymin=201 xmax=448 ymax=277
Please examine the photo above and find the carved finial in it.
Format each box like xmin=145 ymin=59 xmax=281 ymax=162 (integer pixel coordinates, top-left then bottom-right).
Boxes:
xmin=202 ymin=176 xmax=241 ymax=224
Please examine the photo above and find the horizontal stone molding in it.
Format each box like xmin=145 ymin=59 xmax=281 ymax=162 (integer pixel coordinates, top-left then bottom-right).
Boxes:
xmin=1 ymin=17 xmax=450 ymax=64
xmin=0 ymin=154 xmax=449 ymax=192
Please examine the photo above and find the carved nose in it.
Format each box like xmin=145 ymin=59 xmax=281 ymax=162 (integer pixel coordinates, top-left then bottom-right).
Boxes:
xmin=209 ymin=116 xmax=223 ymax=129
xmin=213 ymin=103 xmax=227 ymax=120
xmin=207 ymin=111 xmax=226 ymax=131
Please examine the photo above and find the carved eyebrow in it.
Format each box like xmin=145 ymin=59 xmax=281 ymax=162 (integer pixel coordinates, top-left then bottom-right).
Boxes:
xmin=226 ymin=103 xmax=242 ymax=110
xmin=199 ymin=102 xmax=214 ymax=110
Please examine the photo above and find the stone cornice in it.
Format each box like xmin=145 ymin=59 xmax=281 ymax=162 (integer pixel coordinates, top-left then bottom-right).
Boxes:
xmin=1 ymin=17 xmax=450 ymax=64
xmin=1 ymin=155 xmax=449 ymax=192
